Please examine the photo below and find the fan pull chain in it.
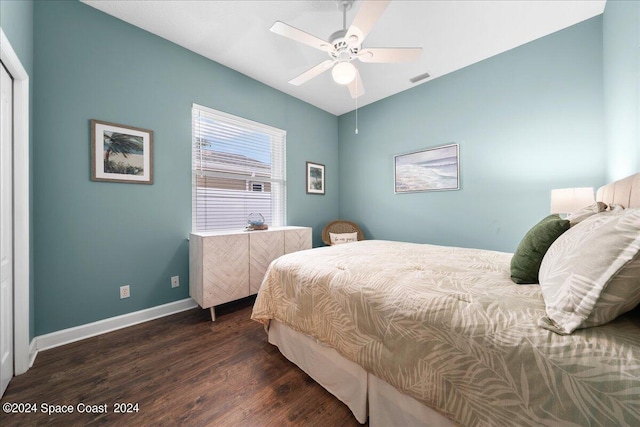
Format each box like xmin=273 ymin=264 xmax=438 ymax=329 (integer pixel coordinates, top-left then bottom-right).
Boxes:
xmin=355 ymin=77 xmax=359 ymax=135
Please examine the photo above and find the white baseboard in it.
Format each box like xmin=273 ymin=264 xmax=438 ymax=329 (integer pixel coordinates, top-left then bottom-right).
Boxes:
xmin=35 ymin=298 xmax=199 ymax=353
xmin=28 ymin=338 xmax=37 ymax=368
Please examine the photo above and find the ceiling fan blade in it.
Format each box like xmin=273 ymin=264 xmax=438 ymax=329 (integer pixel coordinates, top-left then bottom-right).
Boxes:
xmin=348 ymin=68 xmax=365 ymax=99
xmin=345 ymin=0 xmax=391 ymax=46
xmin=289 ymin=60 xmax=335 ymax=86
xmin=358 ymin=47 xmax=423 ymax=63
xmin=270 ymin=21 xmax=333 ymax=53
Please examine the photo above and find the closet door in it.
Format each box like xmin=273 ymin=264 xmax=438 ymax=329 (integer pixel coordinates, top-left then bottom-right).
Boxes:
xmin=0 ymin=63 xmax=14 ymax=397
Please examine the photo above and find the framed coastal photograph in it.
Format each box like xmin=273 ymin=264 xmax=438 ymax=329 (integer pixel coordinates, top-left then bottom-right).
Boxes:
xmin=394 ymin=143 xmax=459 ymax=193
xmin=91 ymin=119 xmax=154 ymax=184
xmin=306 ymin=161 xmax=325 ymax=195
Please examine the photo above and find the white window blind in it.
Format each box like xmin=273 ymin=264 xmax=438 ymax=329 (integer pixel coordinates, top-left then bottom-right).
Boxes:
xmin=192 ymin=104 xmax=286 ymax=231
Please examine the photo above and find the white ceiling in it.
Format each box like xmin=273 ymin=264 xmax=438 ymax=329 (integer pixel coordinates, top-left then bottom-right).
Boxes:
xmin=81 ymin=0 xmax=606 ymax=116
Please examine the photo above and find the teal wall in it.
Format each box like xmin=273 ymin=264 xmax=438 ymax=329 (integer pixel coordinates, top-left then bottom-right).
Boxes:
xmin=1 ymin=0 xmax=33 ymax=72
xmin=33 ymin=1 xmax=338 ymax=335
xmin=337 ymin=17 xmax=605 ymax=253
xmin=0 ymin=0 xmax=35 ymax=340
xmin=603 ymin=0 xmax=640 ymax=180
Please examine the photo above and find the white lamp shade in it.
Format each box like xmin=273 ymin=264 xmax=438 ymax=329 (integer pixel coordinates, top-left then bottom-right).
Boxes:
xmin=550 ymin=187 xmax=595 ymax=214
xmin=332 ymin=62 xmax=356 ymax=85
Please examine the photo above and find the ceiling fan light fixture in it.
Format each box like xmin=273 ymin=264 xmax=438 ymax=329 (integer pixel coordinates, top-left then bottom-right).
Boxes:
xmin=332 ymin=61 xmax=356 ymax=85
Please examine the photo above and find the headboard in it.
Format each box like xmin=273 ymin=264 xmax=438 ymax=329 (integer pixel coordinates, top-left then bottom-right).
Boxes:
xmin=596 ymin=173 xmax=640 ymax=208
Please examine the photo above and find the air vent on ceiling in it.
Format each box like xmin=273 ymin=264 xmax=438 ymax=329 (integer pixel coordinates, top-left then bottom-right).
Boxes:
xmin=410 ymin=72 xmax=431 ymax=84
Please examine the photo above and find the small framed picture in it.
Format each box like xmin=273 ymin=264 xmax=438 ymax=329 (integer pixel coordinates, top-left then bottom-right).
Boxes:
xmin=306 ymin=161 xmax=325 ymax=195
xmin=91 ymin=119 xmax=153 ymax=184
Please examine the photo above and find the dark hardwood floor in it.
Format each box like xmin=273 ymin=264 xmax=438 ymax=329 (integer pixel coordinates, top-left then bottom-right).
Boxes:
xmin=1 ymin=297 xmax=364 ymax=426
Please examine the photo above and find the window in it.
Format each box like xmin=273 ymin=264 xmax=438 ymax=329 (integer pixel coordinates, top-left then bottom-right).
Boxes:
xmin=250 ymin=182 xmax=264 ymax=192
xmin=192 ymin=104 xmax=286 ymax=231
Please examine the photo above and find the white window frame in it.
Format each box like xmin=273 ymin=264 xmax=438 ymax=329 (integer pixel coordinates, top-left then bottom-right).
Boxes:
xmin=192 ymin=104 xmax=286 ymax=231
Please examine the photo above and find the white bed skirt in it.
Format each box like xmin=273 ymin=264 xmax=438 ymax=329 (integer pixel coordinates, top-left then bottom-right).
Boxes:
xmin=268 ymin=320 xmax=456 ymax=426
xmin=268 ymin=320 xmax=368 ymax=423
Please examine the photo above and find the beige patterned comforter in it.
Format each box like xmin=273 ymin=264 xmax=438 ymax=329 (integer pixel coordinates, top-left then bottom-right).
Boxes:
xmin=251 ymin=240 xmax=640 ymax=427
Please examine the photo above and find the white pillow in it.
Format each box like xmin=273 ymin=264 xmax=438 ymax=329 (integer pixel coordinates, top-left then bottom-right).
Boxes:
xmin=329 ymin=232 xmax=358 ymax=245
xmin=608 ymin=204 xmax=625 ymax=211
xmin=538 ymin=208 xmax=640 ymax=335
xmin=566 ymin=201 xmax=607 ymax=226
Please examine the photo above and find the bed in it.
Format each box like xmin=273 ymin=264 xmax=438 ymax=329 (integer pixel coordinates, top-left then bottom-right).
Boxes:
xmin=251 ymin=173 xmax=640 ymax=427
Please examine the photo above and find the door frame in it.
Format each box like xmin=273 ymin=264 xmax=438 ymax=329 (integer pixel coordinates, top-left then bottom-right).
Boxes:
xmin=0 ymin=28 xmax=31 ymax=375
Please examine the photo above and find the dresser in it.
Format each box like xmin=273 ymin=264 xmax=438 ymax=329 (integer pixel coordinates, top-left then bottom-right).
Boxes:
xmin=189 ymin=226 xmax=312 ymax=320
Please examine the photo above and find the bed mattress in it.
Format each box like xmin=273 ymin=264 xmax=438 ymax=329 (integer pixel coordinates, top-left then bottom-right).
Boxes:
xmin=252 ymin=240 xmax=640 ymax=426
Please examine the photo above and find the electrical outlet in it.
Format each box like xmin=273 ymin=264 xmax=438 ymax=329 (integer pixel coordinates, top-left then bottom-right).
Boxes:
xmin=120 ymin=285 xmax=130 ymax=299
xmin=171 ymin=275 xmax=180 ymax=288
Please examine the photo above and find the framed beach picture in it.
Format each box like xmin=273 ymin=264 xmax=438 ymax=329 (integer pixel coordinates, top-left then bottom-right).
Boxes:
xmin=306 ymin=161 xmax=325 ymax=195
xmin=91 ymin=119 xmax=154 ymax=184
xmin=394 ymin=143 xmax=459 ymax=193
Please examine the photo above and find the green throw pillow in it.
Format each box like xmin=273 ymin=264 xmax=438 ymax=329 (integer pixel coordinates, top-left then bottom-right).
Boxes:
xmin=510 ymin=214 xmax=570 ymax=284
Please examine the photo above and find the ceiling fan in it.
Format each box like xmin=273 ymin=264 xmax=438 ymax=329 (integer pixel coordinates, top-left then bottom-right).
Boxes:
xmin=270 ymin=0 xmax=422 ymax=99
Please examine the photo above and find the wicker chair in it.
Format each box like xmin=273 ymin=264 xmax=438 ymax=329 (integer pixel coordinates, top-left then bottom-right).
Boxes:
xmin=321 ymin=220 xmax=365 ymax=246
